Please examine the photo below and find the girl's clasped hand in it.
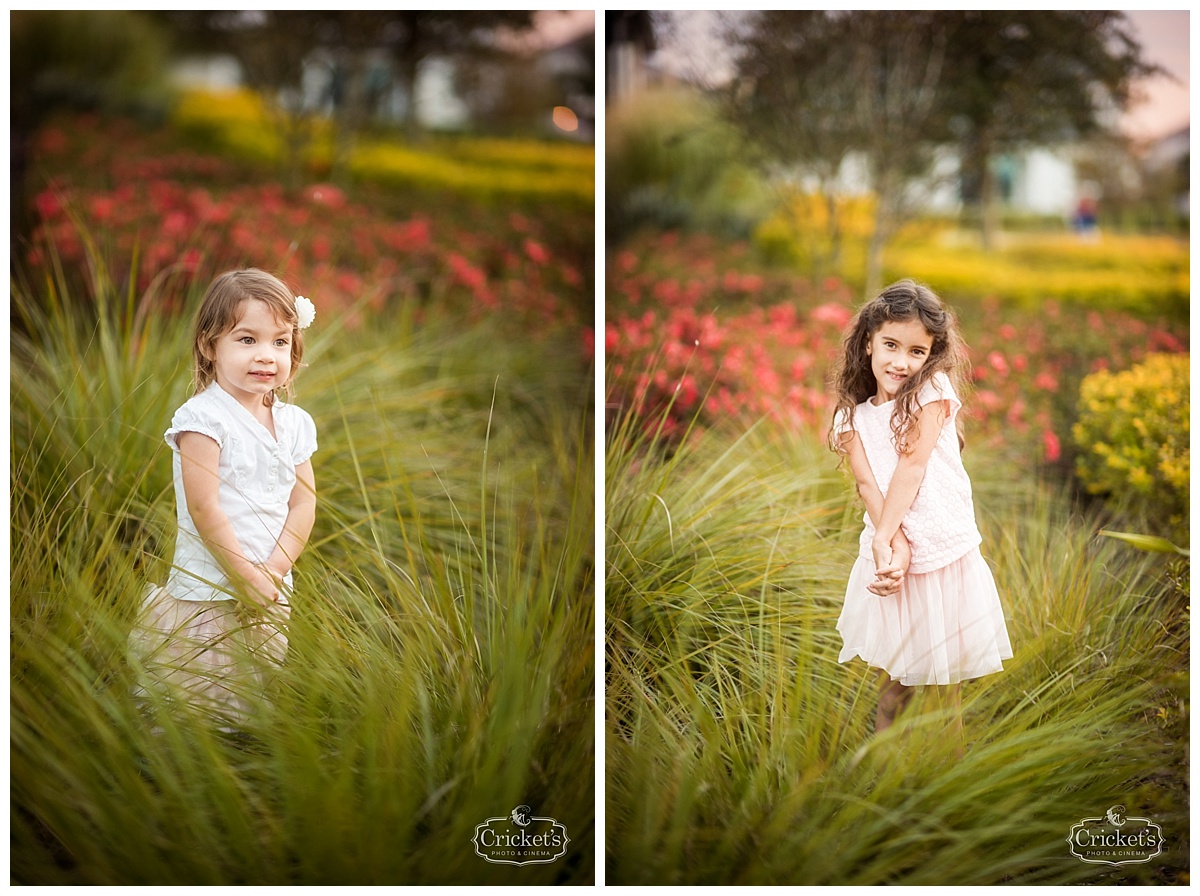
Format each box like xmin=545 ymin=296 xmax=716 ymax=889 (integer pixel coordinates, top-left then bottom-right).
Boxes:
xmin=867 ymin=538 xmax=908 ymax=597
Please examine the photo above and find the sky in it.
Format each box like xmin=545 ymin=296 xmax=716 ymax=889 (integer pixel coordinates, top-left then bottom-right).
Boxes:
xmin=497 ymin=9 xmax=594 ymax=53
xmin=1120 ymin=10 xmax=1189 ymax=141
xmin=652 ymin=10 xmax=1189 ymax=144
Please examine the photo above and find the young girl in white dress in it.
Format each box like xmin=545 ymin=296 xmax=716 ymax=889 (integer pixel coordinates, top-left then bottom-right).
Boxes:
xmin=131 ymin=269 xmax=318 ymax=728
xmin=829 ymin=280 xmax=1012 ymax=735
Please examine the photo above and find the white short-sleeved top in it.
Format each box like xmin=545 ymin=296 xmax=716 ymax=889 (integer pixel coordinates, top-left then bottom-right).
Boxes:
xmin=163 ymin=382 xmax=318 ymax=601
xmin=834 ymin=371 xmax=982 ymax=574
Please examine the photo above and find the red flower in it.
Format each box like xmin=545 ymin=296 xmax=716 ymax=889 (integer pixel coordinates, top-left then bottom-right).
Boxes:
xmin=605 ymin=323 xmax=620 ymax=353
xmin=34 ymin=190 xmax=62 ymax=220
xmin=448 ymin=253 xmax=487 ymax=292
xmin=741 ymin=273 xmax=764 ymax=293
xmin=558 ymin=264 xmax=581 ymax=287
xmin=1042 ymin=429 xmax=1061 ymax=463
xmin=975 ymin=389 xmax=1002 ymax=412
xmin=811 ymin=302 xmax=852 ymax=329
xmin=162 ymin=210 xmax=190 ymax=239
xmin=1033 ymin=371 xmax=1058 ymax=391
xmin=180 ymin=248 xmax=202 ymax=273
xmin=524 ymin=239 xmax=550 ymax=265
xmin=89 ymin=195 xmax=116 ymax=223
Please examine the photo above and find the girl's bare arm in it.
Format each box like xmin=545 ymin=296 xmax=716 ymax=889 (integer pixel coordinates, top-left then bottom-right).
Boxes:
xmin=840 ymin=429 xmax=911 ymax=592
xmin=839 ymin=429 xmax=909 ymax=547
xmin=264 ymin=459 xmax=316 ymax=580
xmin=871 ymin=400 xmax=948 ymax=563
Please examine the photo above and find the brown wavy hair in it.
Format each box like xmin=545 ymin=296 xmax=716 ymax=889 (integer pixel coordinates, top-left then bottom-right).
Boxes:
xmin=828 ymin=279 xmax=968 ymax=455
xmin=193 ymin=268 xmax=305 ymax=407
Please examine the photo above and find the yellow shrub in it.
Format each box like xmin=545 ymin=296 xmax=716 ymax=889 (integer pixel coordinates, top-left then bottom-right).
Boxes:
xmin=752 ymin=189 xmax=878 ymax=277
xmin=442 ymin=138 xmax=594 ymax=174
xmin=172 ymin=88 xmax=287 ymax=161
xmin=350 ymin=140 xmax=593 ymax=204
xmin=1072 ymin=353 xmax=1189 ymax=538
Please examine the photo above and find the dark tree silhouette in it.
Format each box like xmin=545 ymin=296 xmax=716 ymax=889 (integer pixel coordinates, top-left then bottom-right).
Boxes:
xmin=939 ymin=11 xmax=1158 ymax=247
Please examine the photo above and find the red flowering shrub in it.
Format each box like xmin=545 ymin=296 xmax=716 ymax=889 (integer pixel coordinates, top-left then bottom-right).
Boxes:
xmin=607 ymin=231 xmax=1188 ymax=469
xmin=21 ymin=116 xmax=592 ymax=353
xmin=606 ymin=233 xmax=857 ymax=442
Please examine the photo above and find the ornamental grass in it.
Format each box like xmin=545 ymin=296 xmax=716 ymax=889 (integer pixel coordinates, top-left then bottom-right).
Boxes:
xmin=605 ymin=401 xmax=1187 ymax=885
xmin=12 ymin=250 xmax=595 ymax=884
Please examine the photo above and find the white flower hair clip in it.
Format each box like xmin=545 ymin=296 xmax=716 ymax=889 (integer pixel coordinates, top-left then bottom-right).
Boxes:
xmin=294 ymin=295 xmax=316 ymax=329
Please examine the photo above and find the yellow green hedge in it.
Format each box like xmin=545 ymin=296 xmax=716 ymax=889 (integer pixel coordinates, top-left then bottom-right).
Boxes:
xmin=886 ymin=233 xmax=1188 ymax=318
xmin=752 ymin=195 xmax=1188 ymax=319
xmin=171 ymin=88 xmax=593 ymax=205
xmin=351 ymin=140 xmax=593 ymax=204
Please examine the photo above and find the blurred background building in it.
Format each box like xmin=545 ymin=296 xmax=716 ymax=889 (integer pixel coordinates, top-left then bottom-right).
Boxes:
xmin=169 ymin=10 xmax=595 ymax=140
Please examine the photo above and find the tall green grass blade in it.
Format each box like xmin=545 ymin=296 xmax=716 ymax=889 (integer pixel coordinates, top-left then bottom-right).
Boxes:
xmin=606 ymin=392 xmax=1187 ymax=885
xmin=12 ymin=256 xmax=594 ymax=883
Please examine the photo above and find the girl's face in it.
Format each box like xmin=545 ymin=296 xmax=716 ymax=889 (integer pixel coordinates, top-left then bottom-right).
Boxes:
xmin=206 ymin=299 xmax=294 ymax=413
xmin=865 ymin=318 xmax=933 ymax=404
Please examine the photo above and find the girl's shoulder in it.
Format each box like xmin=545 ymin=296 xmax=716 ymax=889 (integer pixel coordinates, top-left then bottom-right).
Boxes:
xmin=916 ymin=370 xmax=961 ymax=409
xmin=166 ymin=387 xmax=231 ymax=450
xmin=275 ymin=400 xmax=319 ymax=460
xmin=274 ymin=399 xmax=316 ymax=428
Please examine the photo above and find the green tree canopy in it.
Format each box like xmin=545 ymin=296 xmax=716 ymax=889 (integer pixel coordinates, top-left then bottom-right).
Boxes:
xmin=721 ymin=10 xmax=1158 ymax=285
xmin=725 ymin=11 xmax=952 ymax=293
xmin=939 ymin=11 xmax=1157 ymax=246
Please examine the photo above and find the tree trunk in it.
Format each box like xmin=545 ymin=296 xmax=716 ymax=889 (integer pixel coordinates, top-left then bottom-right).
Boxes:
xmin=979 ymin=154 xmax=999 ymax=251
xmin=398 ymin=54 xmax=422 ymax=143
xmin=864 ymin=216 xmax=887 ymax=299
xmin=824 ymin=183 xmax=843 ymax=274
xmin=967 ymin=129 xmax=998 ymax=251
xmin=865 ymin=161 xmax=904 ymax=297
xmin=331 ymin=51 xmax=368 ymax=187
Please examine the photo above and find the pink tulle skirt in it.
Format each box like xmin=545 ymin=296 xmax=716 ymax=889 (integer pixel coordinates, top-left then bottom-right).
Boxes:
xmin=128 ymin=585 xmax=290 ymax=728
xmin=837 ymin=548 xmax=1013 ymax=686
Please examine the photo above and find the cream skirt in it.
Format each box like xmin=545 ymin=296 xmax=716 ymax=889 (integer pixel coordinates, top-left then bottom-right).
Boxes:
xmin=837 ymin=548 xmax=1013 ymax=686
xmin=128 ymin=585 xmax=290 ymax=728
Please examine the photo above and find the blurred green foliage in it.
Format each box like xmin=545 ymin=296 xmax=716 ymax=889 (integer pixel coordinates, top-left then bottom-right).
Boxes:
xmin=606 ymin=86 xmax=770 ymax=241
xmin=11 ymin=11 xmax=172 ymax=120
